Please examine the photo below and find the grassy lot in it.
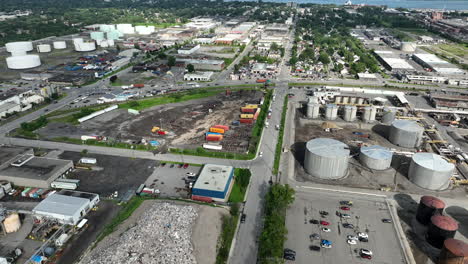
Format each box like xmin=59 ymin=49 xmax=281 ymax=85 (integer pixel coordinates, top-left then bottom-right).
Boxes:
xmin=119 ymin=89 xmax=221 ymax=110
xmin=272 ymin=96 xmax=288 ymax=175
xmin=216 ymin=214 xmax=239 ymax=264
xmin=437 ymin=43 xmax=468 ymax=58
xmin=228 ymin=168 xmax=252 ymax=203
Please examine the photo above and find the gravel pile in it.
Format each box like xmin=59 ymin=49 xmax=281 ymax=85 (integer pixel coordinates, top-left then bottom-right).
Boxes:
xmin=81 ymin=202 xmax=198 ymax=264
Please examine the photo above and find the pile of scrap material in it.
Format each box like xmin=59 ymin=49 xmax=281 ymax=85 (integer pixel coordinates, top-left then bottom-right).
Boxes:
xmin=81 ymin=202 xmax=198 ymax=264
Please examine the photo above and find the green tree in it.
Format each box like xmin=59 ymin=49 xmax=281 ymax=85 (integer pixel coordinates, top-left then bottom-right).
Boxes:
xmin=167 ymin=56 xmax=176 ymax=67
xmin=334 ymin=63 xmax=344 ymax=72
xmin=186 ymin=64 xmax=195 ymax=73
xmin=318 ymin=51 xmax=330 ymax=65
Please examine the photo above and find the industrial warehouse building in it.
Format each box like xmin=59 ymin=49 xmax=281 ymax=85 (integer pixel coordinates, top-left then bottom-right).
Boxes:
xmin=33 ymin=190 xmax=100 ymax=225
xmin=177 ymin=59 xmax=225 ymax=71
xmin=191 ymin=164 xmax=234 ymax=202
xmin=374 ymin=50 xmax=414 ymax=71
xmin=0 ymin=146 xmax=74 ymax=188
xmin=412 ymin=53 xmax=465 ymax=75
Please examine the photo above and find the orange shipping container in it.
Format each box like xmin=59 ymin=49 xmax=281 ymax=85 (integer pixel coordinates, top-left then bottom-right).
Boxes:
xmin=209 ymin=127 xmax=225 ymax=134
xmin=213 ymin=125 xmax=229 ymax=131
xmin=253 ymin=108 xmax=261 ymax=120
xmin=240 ymin=114 xmax=254 ymax=119
xmin=206 ymin=134 xmax=223 ymax=141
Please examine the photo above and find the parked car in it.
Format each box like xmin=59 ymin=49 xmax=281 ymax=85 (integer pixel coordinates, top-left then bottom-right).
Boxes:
xmin=241 ymin=214 xmax=246 ymax=223
xmin=309 ymin=233 xmax=320 ymax=240
xmin=183 ymin=163 xmax=189 ymax=169
xmin=340 ymin=206 xmax=350 ymax=211
xmin=382 ymin=218 xmax=392 ymax=223
xmin=319 ymin=211 xmax=329 ymax=216
xmin=360 ymin=253 xmax=372 ymax=260
xmin=341 ymin=214 xmax=351 ymax=219
xmin=360 ymin=249 xmax=373 ymax=256
xmin=320 ymin=220 xmax=330 ymax=226
xmin=284 ymin=249 xmax=296 ymax=256
xmin=309 ymin=219 xmax=319 ymax=224
xmin=160 ymin=163 xmax=166 ymax=167
xmin=186 ymin=172 xmax=196 ymax=177
xmin=178 ymin=164 xmax=183 ymax=168
xmin=343 ymin=223 xmax=354 ymax=229
xmin=347 ymin=235 xmax=358 ymax=241
xmin=284 ymin=254 xmax=295 ymax=261
xmin=320 ymin=239 xmax=332 ymax=248
xmin=340 ymin=200 xmax=353 ymax=206
xmin=309 ymin=245 xmax=321 ymax=251
xmin=321 ymin=227 xmax=331 ymax=232
xmin=347 ymin=239 xmax=357 ymax=245
xmin=170 ymin=164 xmax=175 ymax=168
xmin=358 ymin=233 xmax=368 ymax=239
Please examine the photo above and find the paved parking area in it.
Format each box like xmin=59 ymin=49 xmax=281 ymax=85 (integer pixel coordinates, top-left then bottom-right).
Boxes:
xmin=145 ymin=163 xmax=202 ymax=198
xmin=285 ymin=189 xmax=406 ymax=264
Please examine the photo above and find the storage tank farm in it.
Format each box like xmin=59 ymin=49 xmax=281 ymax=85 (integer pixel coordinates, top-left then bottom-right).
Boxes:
xmin=343 ymin=105 xmax=357 ymax=122
xmin=5 ymin=41 xmax=41 ymax=69
xmin=409 ymin=153 xmax=454 ymax=190
xmin=416 ymin=196 xmax=446 ymax=225
xmin=325 ymin=104 xmax=338 ymax=120
xmin=36 ymin=44 xmax=52 ymax=53
xmin=90 ymin=32 xmax=105 ymax=41
xmin=389 ymin=120 xmax=424 ymax=148
xmin=427 ymin=215 xmax=459 ymax=249
xmin=359 ymin=145 xmax=393 ymax=170
xmin=53 ymin=41 xmax=67 ymax=49
xmin=73 ymin=38 xmax=96 ymax=52
xmin=116 ymin=24 xmax=135 ymax=34
xmin=306 ymin=97 xmax=320 ymax=119
xmin=439 ymin=238 xmax=468 ymax=264
xmin=304 ymin=138 xmax=350 ymax=179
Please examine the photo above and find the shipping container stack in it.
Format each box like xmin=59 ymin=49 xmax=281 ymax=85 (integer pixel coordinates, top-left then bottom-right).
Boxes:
xmin=206 ymin=125 xmax=229 ymax=142
xmin=239 ymin=104 xmax=258 ymax=124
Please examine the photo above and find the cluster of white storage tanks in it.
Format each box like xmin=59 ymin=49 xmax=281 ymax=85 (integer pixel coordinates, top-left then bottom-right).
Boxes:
xmin=306 ymin=100 xmax=376 ymax=122
xmin=306 ymin=97 xmax=320 ymax=119
xmin=334 ymin=96 xmax=366 ymax=105
xmin=304 ymin=138 xmax=350 ymax=179
xmin=53 ymin=41 xmax=67 ymax=49
xmin=325 ymin=104 xmax=339 ymax=120
xmin=389 ymin=120 xmax=424 ymax=148
xmin=36 ymin=44 xmax=52 ymax=53
xmin=5 ymin=41 xmax=41 ymax=69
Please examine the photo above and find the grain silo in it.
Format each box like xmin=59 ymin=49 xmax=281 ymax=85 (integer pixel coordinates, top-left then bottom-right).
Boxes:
xmin=409 ymin=153 xmax=454 ymax=190
xmin=349 ymin=97 xmax=357 ymax=104
xmin=53 ymin=41 xmax=67 ymax=49
xmin=357 ymin=97 xmax=364 ymax=105
xmin=342 ymin=96 xmax=349 ymax=104
xmin=343 ymin=105 xmax=357 ymax=122
xmin=427 ymin=215 xmax=458 ymax=249
xmin=381 ymin=108 xmax=396 ymax=124
xmin=3 ymin=213 xmax=21 ymax=233
xmin=325 ymin=104 xmax=338 ymax=120
xmin=304 ymin=138 xmax=350 ymax=179
xmin=389 ymin=120 xmax=424 ymax=148
xmin=416 ymin=196 xmax=446 ymax=225
xmin=307 ymin=103 xmax=320 ymax=119
xmin=362 ymin=106 xmax=377 ymax=122
xmin=334 ymin=96 xmax=341 ymax=104
xmin=359 ymin=145 xmax=393 ymax=170
xmin=439 ymin=238 xmax=468 ymax=264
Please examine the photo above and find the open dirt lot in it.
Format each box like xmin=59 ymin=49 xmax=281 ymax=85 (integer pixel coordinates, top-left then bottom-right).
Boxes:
xmin=79 ymin=200 xmax=226 ymax=264
xmin=39 ymin=90 xmax=264 ymax=153
xmin=292 ymin=113 xmax=467 ymax=197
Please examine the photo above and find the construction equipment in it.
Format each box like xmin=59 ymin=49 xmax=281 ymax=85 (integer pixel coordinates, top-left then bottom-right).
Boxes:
xmin=451 ymin=177 xmax=468 ymax=186
xmin=151 ymin=126 xmax=160 ymax=133
xmin=426 ymin=140 xmax=448 ymax=144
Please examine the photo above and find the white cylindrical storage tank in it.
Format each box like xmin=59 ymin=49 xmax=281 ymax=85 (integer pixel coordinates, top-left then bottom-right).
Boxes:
xmin=304 ymin=138 xmax=350 ymax=179
xmin=3 ymin=213 xmax=21 ymax=233
xmin=100 ymin=40 xmax=109 ymax=48
xmin=349 ymin=97 xmax=357 ymax=104
xmin=389 ymin=120 xmax=424 ymax=148
xmin=409 ymin=153 xmax=454 ymax=190
xmin=307 ymin=103 xmax=320 ymax=119
xmin=334 ymin=96 xmax=341 ymax=104
xmin=360 ymin=145 xmax=393 ymax=170
xmin=357 ymin=98 xmax=364 ymax=105
xmin=343 ymin=105 xmax=357 ymax=122
xmin=90 ymin=31 xmax=105 ymax=41
xmin=6 ymin=41 xmax=33 ymax=56
xmin=36 ymin=44 xmax=52 ymax=53
xmin=107 ymin=31 xmax=121 ymax=40
xmin=342 ymin=96 xmax=349 ymax=104
xmin=53 ymin=41 xmax=67 ymax=49
xmin=325 ymin=104 xmax=338 ymax=120
xmin=401 ymin=42 xmax=417 ymax=52
xmin=100 ymin=24 xmax=115 ymax=32
xmin=6 ymin=55 xmax=41 ymax=69
xmin=107 ymin=39 xmax=115 ymax=47
xmin=362 ymin=106 xmax=377 ymax=122
xmin=74 ymin=41 xmax=96 ymax=52
xmin=117 ymin=24 xmax=135 ymax=34
xmin=381 ymin=107 xmax=396 ymax=124
xmin=308 ymin=96 xmax=318 ymax=104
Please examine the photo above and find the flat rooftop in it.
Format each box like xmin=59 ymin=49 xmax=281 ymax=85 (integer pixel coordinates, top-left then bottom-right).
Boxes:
xmin=0 ymin=156 xmax=72 ymax=181
xmin=33 ymin=193 xmax=89 ymax=217
xmin=193 ymin=164 xmax=234 ymax=192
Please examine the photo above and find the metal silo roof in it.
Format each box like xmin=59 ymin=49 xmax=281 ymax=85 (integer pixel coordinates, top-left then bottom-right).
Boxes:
xmin=360 ymin=145 xmax=392 ymax=160
xmin=391 ymin=120 xmax=424 ymax=132
xmin=412 ymin=153 xmax=454 ymax=172
xmin=306 ymin=138 xmax=349 ymax=158
xmin=444 ymin=238 xmax=468 ymax=257
xmin=431 ymin=215 xmax=459 ymax=231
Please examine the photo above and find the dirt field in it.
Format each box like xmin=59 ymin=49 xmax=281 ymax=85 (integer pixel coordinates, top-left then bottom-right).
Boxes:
xmin=39 ymin=90 xmax=264 ymax=153
xmin=292 ymin=112 xmax=467 ymax=197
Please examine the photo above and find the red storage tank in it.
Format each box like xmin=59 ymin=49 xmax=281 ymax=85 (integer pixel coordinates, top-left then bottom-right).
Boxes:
xmin=213 ymin=125 xmax=229 ymax=131
xmin=416 ymin=196 xmax=446 ymax=225
xmin=192 ymin=195 xmax=213 ymax=203
xmin=428 ymin=215 xmax=459 ymax=249
xmin=206 ymin=135 xmax=223 ymax=141
xmin=239 ymin=119 xmax=254 ymax=124
xmin=439 ymin=238 xmax=468 ymax=264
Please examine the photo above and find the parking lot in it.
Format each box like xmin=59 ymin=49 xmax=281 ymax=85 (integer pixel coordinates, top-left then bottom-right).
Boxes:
xmin=285 ymin=189 xmax=406 ymax=264
xmin=144 ymin=162 xmax=201 ymax=198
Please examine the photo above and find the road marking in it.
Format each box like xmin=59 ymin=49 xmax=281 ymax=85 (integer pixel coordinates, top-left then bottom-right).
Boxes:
xmin=298 ymin=186 xmax=387 ymax=198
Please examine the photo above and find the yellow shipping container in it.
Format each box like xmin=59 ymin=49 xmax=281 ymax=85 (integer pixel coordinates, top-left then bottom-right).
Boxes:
xmin=209 ymin=127 xmax=225 ymax=134
xmin=240 ymin=114 xmax=254 ymax=119
xmin=245 ymin=104 xmax=258 ymax=109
